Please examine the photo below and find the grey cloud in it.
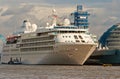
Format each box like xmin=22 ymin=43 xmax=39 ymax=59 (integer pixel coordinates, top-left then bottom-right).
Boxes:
xmin=0 ymin=0 xmax=112 ymax=6
xmin=0 ymin=5 xmax=40 ymax=36
xmin=0 ymin=0 xmax=44 ymax=5
xmin=0 ymin=0 xmax=120 ymax=39
xmin=1 ymin=5 xmax=33 ymax=16
xmin=87 ymin=0 xmax=120 ymax=38
xmin=2 ymin=14 xmax=40 ymax=30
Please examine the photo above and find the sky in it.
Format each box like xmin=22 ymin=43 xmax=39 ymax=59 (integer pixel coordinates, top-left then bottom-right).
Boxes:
xmin=0 ymin=0 xmax=113 ymax=5
xmin=0 ymin=0 xmax=120 ymax=38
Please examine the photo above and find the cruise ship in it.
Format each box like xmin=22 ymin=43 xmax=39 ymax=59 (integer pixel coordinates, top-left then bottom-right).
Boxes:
xmin=87 ymin=23 xmax=120 ymax=64
xmin=1 ymin=5 xmax=97 ymax=65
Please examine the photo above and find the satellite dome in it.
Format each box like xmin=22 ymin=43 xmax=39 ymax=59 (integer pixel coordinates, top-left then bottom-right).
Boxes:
xmin=63 ymin=18 xmax=70 ymax=26
xmin=31 ymin=24 xmax=37 ymax=32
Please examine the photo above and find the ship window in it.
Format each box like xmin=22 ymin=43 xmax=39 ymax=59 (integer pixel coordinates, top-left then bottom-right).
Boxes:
xmin=75 ymin=31 xmax=78 ymax=33
xmin=76 ymin=40 xmax=80 ymax=42
xmin=74 ymin=35 xmax=78 ymax=39
xmin=37 ymin=33 xmax=41 ymax=36
xmin=79 ymin=35 xmax=83 ymax=39
xmin=81 ymin=40 xmax=85 ymax=43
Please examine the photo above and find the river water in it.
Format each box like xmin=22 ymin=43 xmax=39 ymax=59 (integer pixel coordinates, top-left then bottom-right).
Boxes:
xmin=0 ymin=65 xmax=120 ymax=79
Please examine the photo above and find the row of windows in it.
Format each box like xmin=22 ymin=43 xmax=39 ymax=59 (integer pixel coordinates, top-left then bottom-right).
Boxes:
xmin=76 ymin=19 xmax=88 ymax=21
xmin=65 ymin=41 xmax=73 ymax=42
xmin=3 ymin=49 xmax=19 ymax=52
xmin=62 ymin=35 xmax=85 ymax=42
xmin=107 ymin=40 xmax=120 ymax=42
xmin=37 ymin=31 xmax=86 ymax=36
xmin=62 ymin=35 xmax=84 ymax=43
xmin=76 ymin=22 xmax=88 ymax=24
xmin=3 ymin=49 xmax=9 ymax=52
xmin=23 ymin=30 xmax=86 ymax=39
xmin=21 ymin=41 xmax=55 ymax=47
xmin=109 ymin=36 xmax=120 ymax=38
xmin=108 ymin=46 xmax=120 ymax=47
xmin=107 ymin=38 xmax=120 ymax=41
xmin=2 ymin=54 xmax=20 ymax=56
xmin=56 ymin=31 xmax=85 ymax=33
xmin=114 ymin=28 xmax=120 ymax=31
xmin=63 ymin=36 xmax=71 ymax=38
xmin=37 ymin=32 xmax=48 ymax=36
xmin=112 ymin=31 xmax=120 ymax=33
xmin=74 ymin=35 xmax=83 ymax=39
xmin=75 ymin=40 xmax=85 ymax=43
xmin=23 ymin=32 xmax=49 ymax=38
xmin=3 ymin=45 xmax=10 ymax=48
xmin=63 ymin=40 xmax=85 ymax=43
xmin=111 ymin=33 xmax=120 ymax=35
xmin=22 ymin=36 xmax=54 ymax=43
xmin=107 ymin=44 xmax=120 ymax=46
xmin=54 ymin=27 xmax=77 ymax=29
xmin=74 ymin=12 xmax=89 ymax=15
xmin=11 ymin=49 xmax=19 ymax=52
xmin=21 ymin=47 xmax=53 ymax=52
xmin=64 ymin=40 xmax=85 ymax=43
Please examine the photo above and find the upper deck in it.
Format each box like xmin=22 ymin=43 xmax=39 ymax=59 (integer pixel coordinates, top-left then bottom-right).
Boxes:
xmin=35 ymin=26 xmax=88 ymax=34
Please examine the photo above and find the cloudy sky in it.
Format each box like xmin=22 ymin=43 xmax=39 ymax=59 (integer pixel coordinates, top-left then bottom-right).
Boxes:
xmin=0 ymin=0 xmax=113 ymax=5
xmin=0 ymin=0 xmax=120 ymax=38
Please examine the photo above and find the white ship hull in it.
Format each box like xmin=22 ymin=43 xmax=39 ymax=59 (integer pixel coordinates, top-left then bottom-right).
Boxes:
xmin=2 ymin=43 xmax=96 ymax=65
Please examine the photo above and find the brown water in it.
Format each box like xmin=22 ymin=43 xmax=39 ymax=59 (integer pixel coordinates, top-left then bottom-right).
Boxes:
xmin=0 ymin=65 xmax=120 ymax=79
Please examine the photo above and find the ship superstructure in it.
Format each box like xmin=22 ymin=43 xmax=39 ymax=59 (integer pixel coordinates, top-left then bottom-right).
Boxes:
xmin=1 ymin=5 xmax=96 ymax=65
xmin=72 ymin=5 xmax=90 ymax=29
